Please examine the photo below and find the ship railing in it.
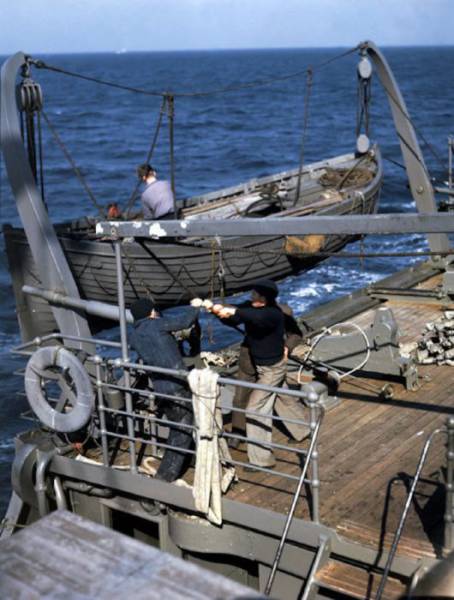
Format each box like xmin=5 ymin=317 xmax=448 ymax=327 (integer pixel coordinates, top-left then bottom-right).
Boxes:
xmin=375 ymin=420 xmax=454 ymax=600
xmin=13 ymin=333 xmax=325 ymax=523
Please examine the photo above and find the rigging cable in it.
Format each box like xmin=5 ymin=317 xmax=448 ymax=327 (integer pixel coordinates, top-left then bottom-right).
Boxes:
xmin=37 ymin=111 xmax=46 ymax=209
xmin=372 ymin=70 xmax=448 ymax=175
xmin=294 ymin=68 xmax=313 ymax=207
xmin=356 ymin=66 xmax=372 ymax=139
xmin=31 ymin=46 xmax=359 ymax=99
xmin=167 ymin=94 xmax=178 ymax=218
xmin=124 ymin=95 xmax=168 ymax=218
xmin=41 ymin=111 xmax=105 ymax=217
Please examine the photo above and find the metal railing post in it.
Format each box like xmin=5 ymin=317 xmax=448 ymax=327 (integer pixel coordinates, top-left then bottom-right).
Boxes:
xmin=448 ymin=135 xmax=453 ymax=190
xmin=307 ymin=383 xmax=324 ymax=524
xmin=444 ymin=417 xmax=454 ymax=555
xmin=375 ymin=427 xmax=444 ymax=600
xmin=114 ymin=241 xmax=137 ymax=472
xmin=94 ymin=356 xmax=109 ymax=466
xmin=264 ymin=386 xmax=324 ymax=596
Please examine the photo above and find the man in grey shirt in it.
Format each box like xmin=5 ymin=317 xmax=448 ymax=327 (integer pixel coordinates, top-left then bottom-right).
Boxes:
xmin=137 ymin=163 xmax=175 ymax=219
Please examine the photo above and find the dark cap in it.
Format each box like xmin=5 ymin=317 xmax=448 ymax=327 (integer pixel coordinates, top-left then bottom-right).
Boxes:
xmin=252 ymin=279 xmax=279 ymax=302
xmin=137 ymin=163 xmax=156 ymax=179
xmin=130 ymin=298 xmax=157 ymax=321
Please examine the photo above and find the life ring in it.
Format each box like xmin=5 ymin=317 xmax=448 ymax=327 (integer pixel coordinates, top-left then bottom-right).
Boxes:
xmin=25 ymin=346 xmax=94 ymax=433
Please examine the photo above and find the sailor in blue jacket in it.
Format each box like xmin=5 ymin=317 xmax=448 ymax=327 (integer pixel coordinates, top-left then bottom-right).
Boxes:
xmin=129 ymin=297 xmax=200 ymax=482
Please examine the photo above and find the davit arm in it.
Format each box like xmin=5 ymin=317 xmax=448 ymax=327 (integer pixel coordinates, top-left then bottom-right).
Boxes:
xmin=362 ymin=40 xmax=450 ymax=254
xmin=0 ymin=52 xmax=93 ymax=348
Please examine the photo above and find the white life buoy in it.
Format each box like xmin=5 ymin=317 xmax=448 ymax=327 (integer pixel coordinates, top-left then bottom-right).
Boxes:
xmin=25 ymin=346 xmax=94 ymax=433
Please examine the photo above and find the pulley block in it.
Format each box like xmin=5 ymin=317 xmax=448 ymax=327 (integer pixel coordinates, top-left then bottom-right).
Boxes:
xmin=17 ymin=78 xmax=43 ymax=113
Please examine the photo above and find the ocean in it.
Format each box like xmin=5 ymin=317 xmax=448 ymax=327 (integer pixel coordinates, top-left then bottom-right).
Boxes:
xmin=0 ymin=46 xmax=453 ymax=515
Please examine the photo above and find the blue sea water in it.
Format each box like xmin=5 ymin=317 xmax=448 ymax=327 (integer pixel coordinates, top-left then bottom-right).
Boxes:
xmin=0 ymin=46 xmax=453 ymax=515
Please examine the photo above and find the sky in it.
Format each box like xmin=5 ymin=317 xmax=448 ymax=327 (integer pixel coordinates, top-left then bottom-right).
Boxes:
xmin=0 ymin=0 xmax=453 ymax=54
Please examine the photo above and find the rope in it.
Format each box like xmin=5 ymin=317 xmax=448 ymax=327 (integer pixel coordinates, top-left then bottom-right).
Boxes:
xmin=300 ymin=321 xmax=371 ymax=380
xmin=335 ymin=154 xmax=370 ymax=191
xmin=25 ymin=111 xmax=37 ymax=180
xmin=31 ymin=46 xmax=359 ymax=99
xmin=356 ymin=70 xmax=371 ymax=138
xmin=183 ymin=239 xmax=452 ymax=261
xmin=167 ymin=94 xmax=178 ymax=217
xmin=37 ymin=111 xmax=46 ymax=207
xmin=376 ymin=74 xmax=448 ymax=174
xmin=32 ymin=60 xmax=164 ymax=97
xmin=41 ymin=111 xmax=105 ymax=217
xmin=294 ymin=69 xmax=313 ymax=207
xmin=124 ymin=95 xmax=168 ymax=217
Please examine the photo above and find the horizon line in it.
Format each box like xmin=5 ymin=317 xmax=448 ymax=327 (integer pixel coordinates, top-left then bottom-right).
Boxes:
xmin=1 ymin=43 xmax=454 ymax=57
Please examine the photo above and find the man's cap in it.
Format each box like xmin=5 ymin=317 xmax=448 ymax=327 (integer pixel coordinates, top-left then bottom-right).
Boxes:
xmin=252 ymin=279 xmax=279 ymax=301
xmin=130 ymin=298 xmax=157 ymax=321
xmin=137 ymin=163 xmax=156 ymax=179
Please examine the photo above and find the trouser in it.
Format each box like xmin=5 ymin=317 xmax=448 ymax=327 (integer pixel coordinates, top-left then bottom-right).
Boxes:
xmin=246 ymin=356 xmax=289 ymax=467
xmin=233 ymin=348 xmax=309 ymax=444
xmin=231 ymin=345 xmax=257 ymax=433
xmin=155 ymin=400 xmax=194 ymax=482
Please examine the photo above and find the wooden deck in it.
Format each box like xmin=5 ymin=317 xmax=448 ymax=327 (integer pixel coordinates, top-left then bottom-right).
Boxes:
xmin=222 ymin=274 xmax=453 ymax=561
xmin=0 ymin=510 xmax=263 ymax=599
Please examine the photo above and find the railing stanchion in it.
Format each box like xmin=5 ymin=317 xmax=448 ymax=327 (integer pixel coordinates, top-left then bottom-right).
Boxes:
xmin=114 ymin=241 xmax=137 ymax=472
xmin=376 ymin=427 xmax=444 ymax=600
xmin=94 ymin=357 xmax=109 ymax=466
xmin=264 ymin=383 xmax=324 ymax=596
xmin=307 ymin=389 xmax=321 ymax=524
xmin=444 ymin=417 xmax=454 ymax=555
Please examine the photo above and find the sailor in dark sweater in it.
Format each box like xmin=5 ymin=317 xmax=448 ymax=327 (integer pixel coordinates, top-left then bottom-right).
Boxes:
xmin=129 ymin=297 xmax=200 ymax=482
xmin=210 ymin=280 xmax=299 ymax=468
xmin=229 ymin=301 xmax=308 ymax=448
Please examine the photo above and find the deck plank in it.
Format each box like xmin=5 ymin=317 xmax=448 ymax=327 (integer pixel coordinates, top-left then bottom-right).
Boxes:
xmin=0 ymin=511 xmax=263 ymax=599
xmin=221 ymin=277 xmax=454 ymax=556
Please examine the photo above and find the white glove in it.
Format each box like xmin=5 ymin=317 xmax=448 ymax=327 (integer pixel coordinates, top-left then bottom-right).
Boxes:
xmin=219 ymin=306 xmax=236 ymax=318
xmin=211 ymin=303 xmax=224 ymax=315
xmin=202 ymin=299 xmax=214 ymax=310
xmin=190 ymin=297 xmax=203 ymax=307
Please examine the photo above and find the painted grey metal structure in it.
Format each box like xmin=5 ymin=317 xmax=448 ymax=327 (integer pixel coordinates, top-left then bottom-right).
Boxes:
xmin=97 ymin=211 xmax=454 ymax=238
xmin=22 ymin=284 xmax=134 ymax=323
xmin=361 ymin=41 xmax=450 ymax=254
xmin=3 ymin=42 xmax=454 ymax=599
xmin=0 ymin=510 xmax=265 ymax=598
xmin=0 ymin=52 xmax=92 ymax=350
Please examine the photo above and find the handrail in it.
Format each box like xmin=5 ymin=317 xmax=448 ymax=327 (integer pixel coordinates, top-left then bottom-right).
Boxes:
xmin=91 ymin=350 xmax=324 ymax=514
xmin=375 ymin=427 xmax=446 ymax=600
xmin=264 ymin=411 xmax=324 ymax=595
